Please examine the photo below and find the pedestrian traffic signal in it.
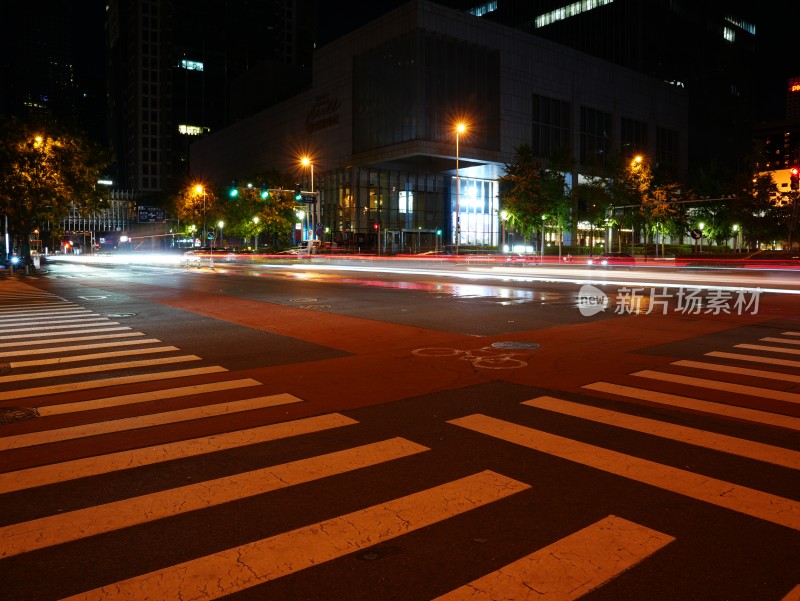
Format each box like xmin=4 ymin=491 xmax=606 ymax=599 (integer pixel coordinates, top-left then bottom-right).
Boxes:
xmin=791 ymin=167 xmax=799 ymax=191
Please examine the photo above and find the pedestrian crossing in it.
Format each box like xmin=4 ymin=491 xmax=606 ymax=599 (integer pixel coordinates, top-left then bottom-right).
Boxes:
xmin=1 ymin=279 xmax=798 ymax=599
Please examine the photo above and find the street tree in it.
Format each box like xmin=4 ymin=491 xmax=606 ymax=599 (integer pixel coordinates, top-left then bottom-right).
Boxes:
xmin=499 ymin=144 xmax=548 ymax=244
xmin=0 ymin=116 xmax=111 ymax=260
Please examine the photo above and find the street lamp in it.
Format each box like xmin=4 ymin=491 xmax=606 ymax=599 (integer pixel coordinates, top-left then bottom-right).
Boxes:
xmin=699 ymin=222 xmax=705 ymax=252
xmin=454 ymin=122 xmax=467 ymax=255
xmin=252 ymin=216 xmax=260 ymax=251
xmin=218 ymin=220 xmax=224 ymax=249
xmin=300 ymin=156 xmax=318 ymax=251
xmin=194 ymin=184 xmax=206 ymax=247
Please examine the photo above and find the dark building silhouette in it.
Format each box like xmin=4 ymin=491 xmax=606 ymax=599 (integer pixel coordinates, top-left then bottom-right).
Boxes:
xmin=105 ymin=0 xmax=315 ymax=195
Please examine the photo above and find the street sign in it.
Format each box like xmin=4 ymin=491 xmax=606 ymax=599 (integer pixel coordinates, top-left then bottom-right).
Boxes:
xmin=690 ymin=229 xmax=702 ymax=239
xmin=137 ymin=206 xmax=165 ymax=223
xmin=302 ymin=193 xmax=317 ymax=204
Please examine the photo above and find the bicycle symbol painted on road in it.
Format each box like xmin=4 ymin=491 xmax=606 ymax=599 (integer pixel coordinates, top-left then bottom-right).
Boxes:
xmin=412 ymin=346 xmax=529 ymax=369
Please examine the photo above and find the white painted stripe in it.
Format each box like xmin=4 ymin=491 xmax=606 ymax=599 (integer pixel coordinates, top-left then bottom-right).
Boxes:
xmin=433 ymin=515 xmax=673 ymax=601
xmin=783 ymin=332 xmax=800 ymax=337
xmin=780 ymin=584 xmax=800 ymax=601
xmin=633 ymin=369 xmax=800 ymax=404
xmin=736 ymin=344 xmax=800 ymax=356
xmin=582 ymin=382 xmax=800 ymax=431
xmin=9 ymin=346 xmax=180 ymax=368
xmin=0 ymin=413 xmax=357 ymax=494
xmin=0 ymin=355 xmax=201 ymax=384
xmin=0 ymin=366 xmax=227 ymax=402
xmin=0 ymin=338 xmax=162 ymax=358
xmin=0 ymin=393 xmax=305 ymax=450
xmin=0 ymin=310 xmax=94 ymax=322
xmin=524 ymin=396 xmax=800 ymax=470
xmin=0 ymin=331 xmax=145 ymax=349
xmin=449 ymin=414 xmax=800 ymax=531
xmin=0 ymin=326 xmax=131 ymax=341
xmin=61 ymin=470 xmax=529 ymax=601
xmin=706 ymin=351 xmax=800 ymax=369
xmin=672 ymin=360 xmax=800 ymax=384
xmin=0 ymin=438 xmax=429 ymax=558
xmin=761 ymin=337 xmax=800 ymax=346
xmin=0 ymin=319 xmax=116 ymax=334
xmin=39 ymin=378 xmax=262 ymax=416
xmin=0 ymin=316 xmax=100 ymax=327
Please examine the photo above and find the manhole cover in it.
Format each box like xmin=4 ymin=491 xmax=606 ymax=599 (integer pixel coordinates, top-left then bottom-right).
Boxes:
xmin=107 ymin=313 xmax=137 ymax=318
xmin=491 ymin=341 xmax=540 ymax=350
xmin=0 ymin=407 xmax=39 ymax=424
xmin=289 ymin=298 xmax=318 ymax=303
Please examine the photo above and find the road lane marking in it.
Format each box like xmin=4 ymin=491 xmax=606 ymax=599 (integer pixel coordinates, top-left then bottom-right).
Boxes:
xmin=632 ymin=370 xmax=800 ymax=404
xmin=0 ymin=394 xmax=305 ymax=450
xmin=8 ymin=346 xmax=180 ymax=368
xmin=0 ymin=319 xmax=118 ymax=334
xmin=784 ymin=332 xmax=800 ymax=337
xmin=0 ymin=413 xmax=358 ymax=494
xmin=524 ymin=396 xmax=800 ymax=470
xmin=0 ymin=331 xmax=145 ymax=349
xmin=736 ymin=344 xmax=800 ymax=356
xmin=0 ymin=437 xmax=429 ymax=558
xmin=761 ymin=337 xmax=800 ymax=346
xmin=781 ymin=585 xmax=800 ymax=601
xmin=705 ymin=351 xmax=800 ymax=369
xmin=0 ymin=338 xmax=163 ymax=358
xmin=0 ymin=366 xmax=227 ymax=401
xmin=0 ymin=355 xmax=201 ymax=384
xmin=0 ymin=312 xmax=95 ymax=323
xmin=582 ymin=382 xmax=800 ymax=431
xmin=433 ymin=515 xmax=674 ymax=601
xmin=0 ymin=326 xmax=131 ymax=341
xmin=449 ymin=414 xmax=800 ymax=531
xmin=61 ymin=470 xmax=529 ymax=601
xmin=671 ymin=360 xmax=800 ymax=384
xmin=39 ymin=378 xmax=262 ymax=416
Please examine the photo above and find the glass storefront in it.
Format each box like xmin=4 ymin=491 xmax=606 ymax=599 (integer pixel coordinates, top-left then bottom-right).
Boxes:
xmin=451 ymin=176 xmax=499 ymax=247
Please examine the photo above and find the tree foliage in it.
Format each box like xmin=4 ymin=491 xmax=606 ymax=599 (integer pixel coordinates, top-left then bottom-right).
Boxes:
xmin=0 ymin=116 xmax=111 ymax=258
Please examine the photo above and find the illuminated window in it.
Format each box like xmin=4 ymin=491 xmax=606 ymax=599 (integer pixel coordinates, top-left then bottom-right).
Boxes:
xmin=180 ymin=59 xmax=204 ymax=71
xmin=399 ymin=191 xmax=413 ymax=213
xmin=466 ymin=1 xmax=497 ymax=17
xmin=178 ymin=124 xmax=210 ymax=136
xmin=723 ymin=27 xmax=735 ymax=43
xmin=535 ymin=0 xmax=614 ymax=28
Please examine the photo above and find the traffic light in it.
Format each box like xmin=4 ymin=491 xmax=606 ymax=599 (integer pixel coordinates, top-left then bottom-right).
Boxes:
xmin=373 ymin=223 xmax=379 ymax=231
xmin=260 ymin=188 xmax=269 ymax=199
xmin=294 ymin=185 xmax=302 ymax=201
xmin=229 ymin=186 xmax=238 ymax=198
xmin=791 ymin=167 xmax=799 ymax=191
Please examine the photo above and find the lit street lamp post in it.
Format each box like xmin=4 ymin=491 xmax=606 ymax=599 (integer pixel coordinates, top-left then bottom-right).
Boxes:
xmin=194 ymin=184 xmax=206 ymax=247
xmin=253 ymin=216 xmax=260 ymax=251
xmin=301 ymin=156 xmax=318 ymax=252
xmin=454 ymin=122 xmax=467 ymax=255
xmin=218 ymin=220 xmax=224 ymax=249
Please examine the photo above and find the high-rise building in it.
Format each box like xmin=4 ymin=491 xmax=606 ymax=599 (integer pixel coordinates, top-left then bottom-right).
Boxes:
xmin=105 ymin=0 xmax=314 ymax=195
xmin=0 ymin=3 xmax=93 ymax=132
xmin=429 ymin=0 xmax=757 ymax=179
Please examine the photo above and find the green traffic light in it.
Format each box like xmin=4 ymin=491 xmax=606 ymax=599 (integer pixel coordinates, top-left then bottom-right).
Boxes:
xmin=229 ymin=188 xmax=239 ymax=198
xmin=261 ymin=189 xmax=269 ymax=199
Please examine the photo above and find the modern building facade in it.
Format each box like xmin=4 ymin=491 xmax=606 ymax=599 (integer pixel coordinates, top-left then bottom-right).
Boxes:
xmin=191 ymin=0 xmax=688 ymax=251
xmin=438 ymin=0 xmax=757 ymax=180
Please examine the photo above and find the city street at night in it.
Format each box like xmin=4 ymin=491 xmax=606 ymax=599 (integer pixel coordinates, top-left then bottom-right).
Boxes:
xmin=0 ymin=257 xmax=798 ymax=600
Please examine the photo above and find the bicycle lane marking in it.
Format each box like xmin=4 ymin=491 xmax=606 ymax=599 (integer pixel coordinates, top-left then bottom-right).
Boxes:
xmin=412 ymin=347 xmax=530 ymax=369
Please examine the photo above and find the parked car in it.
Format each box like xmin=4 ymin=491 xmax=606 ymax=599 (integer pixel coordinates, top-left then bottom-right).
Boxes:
xmin=586 ymin=252 xmax=636 ymax=267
